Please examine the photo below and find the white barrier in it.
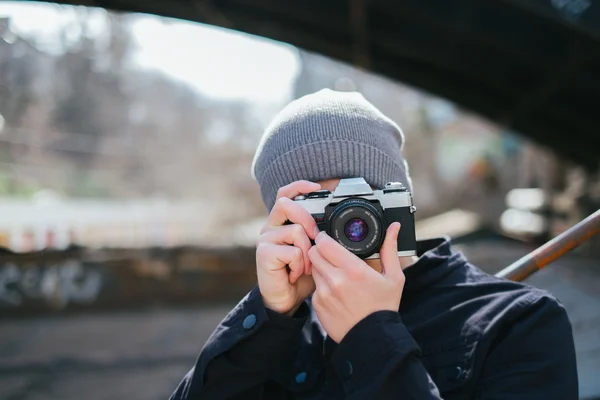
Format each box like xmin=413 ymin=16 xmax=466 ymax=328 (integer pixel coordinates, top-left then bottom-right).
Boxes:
xmin=0 ymin=196 xmax=251 ymax=252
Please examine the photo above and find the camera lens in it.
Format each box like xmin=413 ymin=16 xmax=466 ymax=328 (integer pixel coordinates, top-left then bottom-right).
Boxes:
xmin=327 ymin=198 xmax=384 ymax=259
xmin=344 ymin=218 xmax=369 ymax=242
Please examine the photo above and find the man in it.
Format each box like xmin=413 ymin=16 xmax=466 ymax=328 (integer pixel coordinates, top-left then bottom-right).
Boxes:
xmin=171 ymin=89 xmax=578 ymax=399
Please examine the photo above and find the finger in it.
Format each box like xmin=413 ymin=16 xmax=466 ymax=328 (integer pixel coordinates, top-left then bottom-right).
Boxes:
xmin=264 ymin=197 xmax=320 ymax=240
xmin=380 ymin=222 xmax=403 ymax=282
xmin=314 ymin=231 xmax=363 ymax=270
xmin=281 ymin=246 xmax=305 ymax=284
xmin=310 ymin=262 xmax=329 ymax=290
xmin=275 ymin=180 xmax=321 ymax=202
xmin=258 ymin=224 xmax=312 ymax=274
xmin=308 ymin=246 xmax=343 ymax=287
xmin=258 ymin=243 xmax=305 ymax=284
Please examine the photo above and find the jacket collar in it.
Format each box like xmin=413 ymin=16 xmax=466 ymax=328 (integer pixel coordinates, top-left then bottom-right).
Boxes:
xmin=402 ymin=237 xmax=466 ymax=300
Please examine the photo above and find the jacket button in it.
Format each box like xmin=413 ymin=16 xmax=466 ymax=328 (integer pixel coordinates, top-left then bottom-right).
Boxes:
xmin=343 ymin=361 xmax=353 ymax=378
xmin=295 ymin=372 xmax=307 ymax=384
xmin=242 ymin=314 xmax=257 ymax=330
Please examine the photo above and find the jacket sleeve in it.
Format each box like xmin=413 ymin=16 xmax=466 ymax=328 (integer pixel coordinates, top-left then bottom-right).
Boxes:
xmin=473 ymin=294 xmax=578 ymax=399
xmin=328 ymin=294 xmax=578 ymax=400
xmin=169 ymin=286 xmax=309 ymax=400
xmin=329 ymin=310 xmax=443 ymax=400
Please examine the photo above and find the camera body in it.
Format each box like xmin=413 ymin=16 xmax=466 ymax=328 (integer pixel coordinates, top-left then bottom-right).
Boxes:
xmin=294 ymin=177 xmax=417 ymax=260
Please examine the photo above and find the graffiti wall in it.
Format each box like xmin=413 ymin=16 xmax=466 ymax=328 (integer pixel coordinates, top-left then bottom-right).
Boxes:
xmin=0 ymin=246 xmax=257 ymax=316
xmin=0 ymin=260 xmax=103 ymax=309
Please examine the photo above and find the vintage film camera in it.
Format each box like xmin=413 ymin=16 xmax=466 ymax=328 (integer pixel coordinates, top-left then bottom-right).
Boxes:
xmin=294 ymin=177 xmax=417 ymax=259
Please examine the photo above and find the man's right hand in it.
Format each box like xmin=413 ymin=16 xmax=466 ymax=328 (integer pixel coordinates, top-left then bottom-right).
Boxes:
xmin=256 ymin=180 xmax=321 ymax=316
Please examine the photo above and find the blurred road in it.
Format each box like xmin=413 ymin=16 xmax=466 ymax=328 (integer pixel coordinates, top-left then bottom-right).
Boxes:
xmin=0 ymin=305 xmax=232 ymax=400
xmin=1 ymin=241 xmax=599 ymax=399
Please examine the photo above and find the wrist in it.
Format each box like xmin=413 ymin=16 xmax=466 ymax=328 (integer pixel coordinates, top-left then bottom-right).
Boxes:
xmin=284 ymin=303 xmax=302 ymax=317
xmin=265 ymin=300 xmax=310 ymax=322
xmin=213 ymin=286 xmax=310 ymax=371
xmin=261 ymin=296 xmax=302 ymax=317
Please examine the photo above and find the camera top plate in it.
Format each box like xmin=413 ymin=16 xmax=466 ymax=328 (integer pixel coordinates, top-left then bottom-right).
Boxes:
xmin=333 ymin=178 xmax=373 ymax=198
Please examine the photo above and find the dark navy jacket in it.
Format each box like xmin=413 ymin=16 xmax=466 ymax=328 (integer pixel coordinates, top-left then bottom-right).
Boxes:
xmin=170 ymin=238 xmax=578 ymax=399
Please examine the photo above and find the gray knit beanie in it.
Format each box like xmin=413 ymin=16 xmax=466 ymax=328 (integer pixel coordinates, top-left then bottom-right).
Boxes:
xmin=251 ymin=89 xmax=412 ymax=211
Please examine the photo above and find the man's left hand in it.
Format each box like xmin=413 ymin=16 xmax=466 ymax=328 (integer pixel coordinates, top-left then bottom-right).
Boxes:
xmin=308 ymin=222 xmax=405 ymax=343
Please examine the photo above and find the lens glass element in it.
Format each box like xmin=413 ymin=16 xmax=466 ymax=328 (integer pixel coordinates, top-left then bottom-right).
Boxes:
xmin=344 ymin=217 xmax=369 ymax=242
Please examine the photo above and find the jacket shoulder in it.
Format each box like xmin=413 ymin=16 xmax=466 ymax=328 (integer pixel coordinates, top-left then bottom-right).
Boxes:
xmin=457 ymin=260 xmax=569 ymax=324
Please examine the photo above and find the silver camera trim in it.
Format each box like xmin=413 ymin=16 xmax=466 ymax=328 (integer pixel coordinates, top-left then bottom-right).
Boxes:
xmin=333 ymin=177 xmax=373 ymax=197
xmin=294 ymin=178 xmax=417 ymax=259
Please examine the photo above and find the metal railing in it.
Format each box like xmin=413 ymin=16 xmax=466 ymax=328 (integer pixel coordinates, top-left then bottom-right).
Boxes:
xmin=496 ymin=209 xmax=600 ymax=282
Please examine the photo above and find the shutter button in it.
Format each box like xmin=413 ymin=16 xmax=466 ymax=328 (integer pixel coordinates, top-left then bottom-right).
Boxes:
xmin=242 ymin=314 xmax=257 ymax=330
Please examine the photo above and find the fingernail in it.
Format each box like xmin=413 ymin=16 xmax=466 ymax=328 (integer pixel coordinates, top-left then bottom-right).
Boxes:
xmin=315 ymin=231 xmax=325 ymax=243
xmin=313 ymin=226 xmax=320 ymax=238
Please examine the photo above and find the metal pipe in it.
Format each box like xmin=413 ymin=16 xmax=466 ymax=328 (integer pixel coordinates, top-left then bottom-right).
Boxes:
xmin=496 ymin=209 xmax=600 ymax=282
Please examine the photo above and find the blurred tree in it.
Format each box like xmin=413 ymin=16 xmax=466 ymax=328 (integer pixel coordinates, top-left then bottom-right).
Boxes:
xmin=0 ymin=5 xmax=274 ymax=227
xmin=52 ymin=10 xmax=133 ymax=171
xmin=0 ymin=18 xmax=36 ymax=127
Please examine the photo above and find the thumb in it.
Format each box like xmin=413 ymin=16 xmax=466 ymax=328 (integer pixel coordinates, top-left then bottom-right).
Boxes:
xmin=380 ymin=222 xmax=403 ymax=282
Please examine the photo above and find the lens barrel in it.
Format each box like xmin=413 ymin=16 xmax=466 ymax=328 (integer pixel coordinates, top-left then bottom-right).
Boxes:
xmin=327 ymin=198 xmax=384 ymax=259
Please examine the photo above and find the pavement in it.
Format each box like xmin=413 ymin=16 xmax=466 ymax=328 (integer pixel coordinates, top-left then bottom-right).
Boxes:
xmin=0 ymin=305 xmax=232 ymax=400
xmin=1 ymin=241 xmax=599 ymax=400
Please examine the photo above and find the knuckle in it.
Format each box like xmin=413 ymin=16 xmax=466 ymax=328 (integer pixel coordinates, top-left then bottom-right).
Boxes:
xmin=276 ymin=196 xmax=290 ymax=208
xmin=330 ymin=277 xmax=343 ymax=291
xmin=396 ymin=272 xmax=406 ymax=285
xmin=291 ymin=223 xmax=304 ymax=237
xmin=256 ymin=229 xmax=271 ymax=244
xmin=255 ymin=243 xmax=268 ymax=261
xmin=287 ymin=200 xmax=304 ymax=214
xmin=298 ymin=240 xmax=311 ymax=254
xmin=319 ymin=287 xmax=331 ymax=301
xmin=277 ymin=183 xmax=295 ymax=199
xmin=347 ymin=266 xmax=363 ymax=281
xmin=292 ymin=246 xmax=303 ymax=259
